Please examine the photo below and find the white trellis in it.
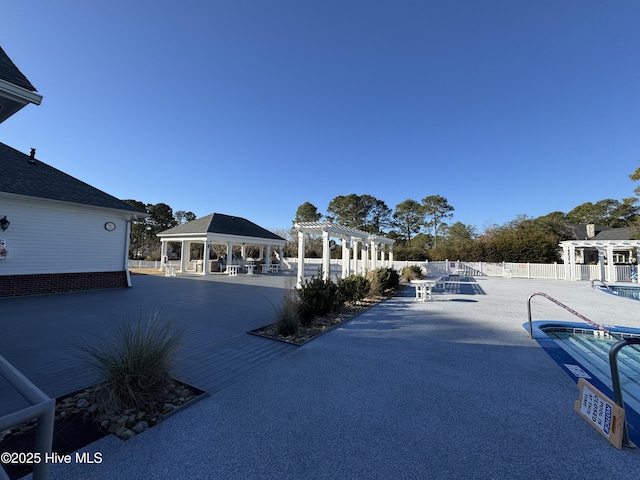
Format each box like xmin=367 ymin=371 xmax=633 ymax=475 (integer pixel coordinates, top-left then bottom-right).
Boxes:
xmin=294 ymin=222 xmax=395 ymax=287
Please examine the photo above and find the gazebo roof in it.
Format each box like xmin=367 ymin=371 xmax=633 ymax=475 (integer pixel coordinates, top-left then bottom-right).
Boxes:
xmin=294 ymin=221 xmax=394 ymax=245
xmin=158 ymin=213 xmax=285 ymax=243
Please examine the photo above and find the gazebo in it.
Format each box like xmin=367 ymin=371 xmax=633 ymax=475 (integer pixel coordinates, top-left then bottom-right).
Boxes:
xmin=294 ymin=222 xmax=395 ymax=287
xmin=157 ymin=213 xmax=287 ymax=275
xmin=560 ymin=239 xmax=640 ymax=282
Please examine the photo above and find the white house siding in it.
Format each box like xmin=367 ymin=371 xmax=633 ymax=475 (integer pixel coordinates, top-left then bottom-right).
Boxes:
xmin=0 ymin=194 xmax=130 ymax=275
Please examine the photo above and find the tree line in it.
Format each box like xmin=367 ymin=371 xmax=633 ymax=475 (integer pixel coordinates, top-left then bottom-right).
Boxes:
xmin=123 ymin=164 xmax=640 ymax=263
xmin=293 ymin=193 xmax=640 ymax=263
xmin=123 ymin=200 xmax=195 ymax=260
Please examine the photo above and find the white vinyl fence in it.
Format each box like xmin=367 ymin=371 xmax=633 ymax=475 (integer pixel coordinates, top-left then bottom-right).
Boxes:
xmin=129 ymin=258 xmax=635 ymax=283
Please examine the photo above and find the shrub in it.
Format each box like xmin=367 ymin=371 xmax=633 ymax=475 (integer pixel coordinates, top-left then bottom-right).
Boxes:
xmin=367 ymin=267 xmax=400 ymax=296
xmin=296 ymin=271 xmax=340 ymax=325
xmin=401 ymin=265 xmax=424 ymax=282
xmin=273 ymin=293 xmax=300 ymax=336
xmin=337 ymin=275 xmax=371 ymax=304
xmin=79 ymin=313 xmax=183 ymax=415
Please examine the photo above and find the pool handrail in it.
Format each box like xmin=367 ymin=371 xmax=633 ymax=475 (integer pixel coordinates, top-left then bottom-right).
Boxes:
xmin=0 ymin=353 xmax=55 ymax=480
xmin=527 ymin=291 xmax=618 ymax=340
xmin=609 ymin=337 xmax=640 ymax=448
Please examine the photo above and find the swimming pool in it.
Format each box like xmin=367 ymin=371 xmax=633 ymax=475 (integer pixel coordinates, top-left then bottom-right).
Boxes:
xmin=529 ymin=321 xmax=640 ymax=446
xmin=597 ymin=284 xmax=640 ymax=301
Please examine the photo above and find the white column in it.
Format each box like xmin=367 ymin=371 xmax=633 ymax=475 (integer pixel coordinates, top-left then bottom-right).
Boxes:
xmin=342 ymin=240 xmax=350 ymax=278
xmin=607 ymin=245 xmax=616 ymax=282
xmin=361 ymin=242 xmax=368 ymax=272
xmin=352 ymin=239 xmax=359 ymax=275
xmin=297 ymin=231 xmax=305 ymax=288
xmin=241 ymin=244 xmax=247 ymax=259
xmin=322 ymin=231 xmax=330 ymax=281
xmin=180 ymin=240 xmax=188 ymax=273
xmin=159 ymin=240 xmax=168 ymax=271
xmin=370 ymin=240 xmax=377 ymax=269
xmin=598 ymin=248 xmax=606 ymax=281
xmin=569 ymin=245 xmax=576 ymax=281
xmin=389 ymin=244 xmax=394 ymax=265
xmin=266 ymin=245 xmax=272 ymax=268
xmin=226 ymin=242 xmax=233 ymax=267
xmin=380 ymin=244 xmax=386 ymax=267
xmin=203 ymin=240 xmax=210 ymax=275
xmin=562 ymin=244 xmax=570 ymax=281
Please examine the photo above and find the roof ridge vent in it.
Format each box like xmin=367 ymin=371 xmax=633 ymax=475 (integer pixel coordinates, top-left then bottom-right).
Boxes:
xmin=29 ymin=148 xmax=36 ymax=164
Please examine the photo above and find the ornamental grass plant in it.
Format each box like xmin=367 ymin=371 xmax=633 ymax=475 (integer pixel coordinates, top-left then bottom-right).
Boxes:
xmin=272 ymin=291 xmax=300 ymax=336
xmin=401 ymin=265 xmax=424 ymax=282
xmin=79 ymin=313 xmax=184 ymax=415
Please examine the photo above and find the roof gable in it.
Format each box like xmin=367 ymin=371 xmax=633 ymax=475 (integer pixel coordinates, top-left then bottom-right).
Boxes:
xmin=0 ymin=46 xmax=36 ymax=91
xmin=0 ymin=142 xmax=144 ymax=214
xmin=159 ymin=213 xmax=285 ymax=241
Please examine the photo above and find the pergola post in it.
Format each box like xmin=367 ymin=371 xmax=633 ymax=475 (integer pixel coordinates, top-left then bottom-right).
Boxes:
xmin=606 ymin=245 xmax=616 ymax=282
xmin=342 ymin=240 xmax=351 ymax=278
xmin=361 ymin=242 xmax=368 ymax=272
xmin=322 ymin=231 xmax=330 ymax=281
xmin=266 ymin=245 xmax=272 ymax=269
xmin=352 ymin=239 xmax=359 ymax=275
xmin=598 ymin=248 xmax=606 ymax=281
xmin=389 ymin=244 xmax=394 ymax=265
xmin=297 ymin=231 xmax=305 ymax=288
xmin=278 ymin=245 xmax=284 ymax=271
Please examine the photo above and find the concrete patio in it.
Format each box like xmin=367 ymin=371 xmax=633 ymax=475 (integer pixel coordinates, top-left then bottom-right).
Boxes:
xmin=2 ymin=273 xmax=640 ymax=478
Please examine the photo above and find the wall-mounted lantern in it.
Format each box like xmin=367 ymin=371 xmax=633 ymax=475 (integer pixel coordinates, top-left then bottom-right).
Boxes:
xmin=0 ymin=216 xmax=9 ymax=231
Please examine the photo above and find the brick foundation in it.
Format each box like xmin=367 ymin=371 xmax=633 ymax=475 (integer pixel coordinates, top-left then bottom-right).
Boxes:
xmin=0 ymin=271 xmax=129 ymax=297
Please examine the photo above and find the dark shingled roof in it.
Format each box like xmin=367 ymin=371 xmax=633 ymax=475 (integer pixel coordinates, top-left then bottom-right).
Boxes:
xmin=159 ymin=213 xmax=285 ymax=241
xmin=593 ymin=227 xmax=633 ymax=241
xmin=0 ymin=142 xmax=144 ymax=214
xmin=0 ymin=46 xmax=37 ymax=91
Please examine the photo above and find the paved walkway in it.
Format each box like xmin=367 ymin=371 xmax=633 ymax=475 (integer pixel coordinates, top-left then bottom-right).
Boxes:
xmin=4 ymin=274 xmax=640 ymax=478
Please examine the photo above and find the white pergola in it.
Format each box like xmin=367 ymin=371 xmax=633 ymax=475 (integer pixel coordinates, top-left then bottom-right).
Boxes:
xmin=560 ymin=239 xmax=640 ymax=282
xmin=294 ymin=222 xmax=395 ymax=287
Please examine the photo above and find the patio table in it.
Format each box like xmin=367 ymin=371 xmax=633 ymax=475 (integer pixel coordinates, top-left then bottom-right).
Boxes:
xmin=410 ymin=279 xmax=438 ymax=301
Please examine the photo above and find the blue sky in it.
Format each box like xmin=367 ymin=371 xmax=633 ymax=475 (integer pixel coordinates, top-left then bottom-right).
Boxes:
xmin=2 ymin=1 xmax=640 ymax=233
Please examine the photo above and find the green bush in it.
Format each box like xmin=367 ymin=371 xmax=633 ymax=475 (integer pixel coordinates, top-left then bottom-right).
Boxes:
xmin=401 ymin=265 xmax=424 ymax=282
xmin=296 ymin=271 xmax=341 ymax=325
xmin=337 ymin=275 xmax=371 ymax=304
xmin=79 ymin=314 xmax=183 ymax=415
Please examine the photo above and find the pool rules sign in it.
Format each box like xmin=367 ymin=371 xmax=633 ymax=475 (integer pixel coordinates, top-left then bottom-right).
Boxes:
xmin=574 ymin=378 xmax=625 ymax=449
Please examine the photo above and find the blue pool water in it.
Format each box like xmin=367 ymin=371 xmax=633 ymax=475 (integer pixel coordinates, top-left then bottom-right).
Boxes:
xmin=529 ymin=321 xmax=640 ymax=446
xmin=598 ymin=284 xmax=640 ymax=301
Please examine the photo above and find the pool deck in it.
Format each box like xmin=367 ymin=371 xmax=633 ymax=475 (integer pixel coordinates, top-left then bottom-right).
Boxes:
xmin=3 ymin=273 xmax=640 ymax=479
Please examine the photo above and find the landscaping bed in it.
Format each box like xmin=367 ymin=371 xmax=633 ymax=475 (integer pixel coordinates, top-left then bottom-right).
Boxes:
xmin=0 ymin=380 xmax=206 ymax=480
xmin=250 ymin=290 xmax=400 ymax=346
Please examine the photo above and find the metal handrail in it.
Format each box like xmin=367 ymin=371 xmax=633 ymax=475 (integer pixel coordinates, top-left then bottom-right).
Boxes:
xmin=609 ymin=338 xmax=640 ymax=448
xmin=0 ymin=354 xmax=55 ymax=480
xmin=527 ymin=292 xmax=617 ymax=340
xmin=528 ymin=292 xmax=639 ymax=448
